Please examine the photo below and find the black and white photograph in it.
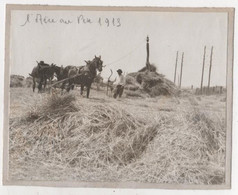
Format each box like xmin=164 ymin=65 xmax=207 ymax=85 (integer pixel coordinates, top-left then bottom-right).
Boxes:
xmin=3 ymin=5 xmax=234 ymax=189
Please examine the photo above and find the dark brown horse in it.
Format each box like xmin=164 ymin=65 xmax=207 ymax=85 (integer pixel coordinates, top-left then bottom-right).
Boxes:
xmin=29 ymin=61 xmax=61 ymax=92
xmin=58 ymin=65 xmax=82 ymax=91
xmin=64 ymin=55 xmax=104 ymax=98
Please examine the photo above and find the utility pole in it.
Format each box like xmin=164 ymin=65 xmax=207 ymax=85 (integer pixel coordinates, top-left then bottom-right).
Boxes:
xmin=146 ymin=36 xmax=150 ymax=71
xmin=174 ymin=51 xmax=179 ymax=84
xmin=208 ymin=46 xmax=213 ymax=90
xmin=200 ymin=46 xmax=206 ymax=94
xmin=179 ymin=52 xmax=184 ymax=88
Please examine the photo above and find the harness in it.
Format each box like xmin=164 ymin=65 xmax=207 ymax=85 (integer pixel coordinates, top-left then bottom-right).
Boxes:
xmin=49 ymin=58 xmax=101 ymax=88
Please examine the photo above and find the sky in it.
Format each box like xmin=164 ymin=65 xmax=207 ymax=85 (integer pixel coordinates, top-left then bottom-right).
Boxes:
xmin=10 ymin=10 xmax=228 ymax=87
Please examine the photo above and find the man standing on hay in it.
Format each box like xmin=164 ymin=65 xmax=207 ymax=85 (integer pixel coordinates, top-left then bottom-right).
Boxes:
xmin=113 ymin=69 xmax=125 ymax=98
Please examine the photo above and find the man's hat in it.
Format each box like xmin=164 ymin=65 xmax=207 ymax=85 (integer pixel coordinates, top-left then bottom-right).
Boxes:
xmin=117 ymin=69 xmax=122 ymax=73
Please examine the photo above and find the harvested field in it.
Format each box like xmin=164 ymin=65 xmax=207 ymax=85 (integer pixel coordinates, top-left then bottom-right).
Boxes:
xmin=9 ymin=88 xmax=226 ymax=184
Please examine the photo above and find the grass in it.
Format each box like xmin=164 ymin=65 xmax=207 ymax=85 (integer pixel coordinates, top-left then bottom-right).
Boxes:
xmin=9 ymin=88 xmax=226 ymax=184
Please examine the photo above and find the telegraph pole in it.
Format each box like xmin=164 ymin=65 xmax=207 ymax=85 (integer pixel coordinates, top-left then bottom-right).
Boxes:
xmin=208 ymin=46 xmax=213 ymax=90
xmin=200 ymin=46 xmax=206 ymax=94
xmin=174 ymin=51 xmax=179 ymax=84
xmin=179 ymin=52 xmax=184 ymax=88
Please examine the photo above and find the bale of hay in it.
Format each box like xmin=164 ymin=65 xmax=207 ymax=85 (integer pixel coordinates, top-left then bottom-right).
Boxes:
xmin=10 ymin=75 xmax=25 ymax=87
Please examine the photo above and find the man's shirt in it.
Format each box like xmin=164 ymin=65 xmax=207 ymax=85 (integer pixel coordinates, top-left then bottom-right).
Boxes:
xmin=115 ymin=74 xmax=125 ymax=86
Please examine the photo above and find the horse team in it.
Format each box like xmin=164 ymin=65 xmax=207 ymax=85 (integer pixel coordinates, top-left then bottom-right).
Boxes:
xmin=29 ymin=55 xmax=104 ymax=98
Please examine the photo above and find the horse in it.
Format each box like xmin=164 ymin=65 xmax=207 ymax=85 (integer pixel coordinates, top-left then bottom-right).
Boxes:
xmin=29 ymin=61 xmax=61 ymax=92
xmin=66 ymin=55 xmax=104 ymax=98
xmin=58 ymin=65 xmax=82 ymax=91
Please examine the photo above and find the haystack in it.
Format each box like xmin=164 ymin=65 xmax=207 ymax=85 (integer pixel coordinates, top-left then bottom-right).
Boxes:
xmin=25 ymin=77 xmax=33 ymax=88
xmin=125 ymin=65 xmax=179 ymax=97
xmin=10 ymin=75 xmax=25 ymax=88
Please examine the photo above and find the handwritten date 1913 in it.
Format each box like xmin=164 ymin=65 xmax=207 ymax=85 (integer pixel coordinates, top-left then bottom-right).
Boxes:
xmin=98 ymin=17 xmax=121 ymax=27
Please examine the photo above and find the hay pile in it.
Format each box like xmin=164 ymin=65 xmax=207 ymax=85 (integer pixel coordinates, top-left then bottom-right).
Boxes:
xmin=124 ymin=66 xmax=179 ymax=98
xmin=10 ymin=75 xmax=25 ymax=87
xmin=9 ymin=93 xmax=159 ymax=181
xmin=25 ymin=77 xmax=33 ymax=88
xmin=9 ymin=91 xmax=225 ymax=184
xmin=121 ymin=101 xmax=226 ymax=184
xmin=10 ymin=75 xmax=33 ymax=88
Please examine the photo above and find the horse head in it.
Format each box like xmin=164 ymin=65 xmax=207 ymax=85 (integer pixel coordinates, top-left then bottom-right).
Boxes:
xmin=50 ymin=63 xmax=61 ymax=79
xmin=94 ymin=55 xmax=104 ymax=72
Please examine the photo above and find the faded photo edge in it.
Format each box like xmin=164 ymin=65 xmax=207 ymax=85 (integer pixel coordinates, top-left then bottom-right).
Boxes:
xmin=2 ymin=4 xmax=234 ymax=189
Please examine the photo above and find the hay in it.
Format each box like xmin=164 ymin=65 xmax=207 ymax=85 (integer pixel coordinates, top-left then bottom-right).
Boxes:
xmin=124 ymin=84 xmax=140 ymax=91
xmin=124 ymin=90 xmax=148 ymax=98
xmin=125 ymin=75 xmax=137 ymax=85
xmin=9 ymin=93 xmax=160 ymax=181
xmin=125 ymin=70 xmax=179 ymax=97
xmin=138 ymin=64 xmax=157 ymax=72
xmin=9 ymin=91 xmax=225 ymax=184
xmin=10 ymin=75 xmax=25 ymax=87
xmin=120 ymin=98 xmax=225 ymax=184
xmin=10 ymin=75 xmax=34 ymax=88
xmin=25 ymin=77 xmax=33 ymax=88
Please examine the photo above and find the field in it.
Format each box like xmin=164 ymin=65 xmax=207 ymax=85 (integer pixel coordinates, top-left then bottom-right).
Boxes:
xmin=8 ymin=87 xmax=226 ymax=185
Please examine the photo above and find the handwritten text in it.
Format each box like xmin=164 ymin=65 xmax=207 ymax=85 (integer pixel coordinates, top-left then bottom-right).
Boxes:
xmin=20 ymin=14 xmax=121 ymax=27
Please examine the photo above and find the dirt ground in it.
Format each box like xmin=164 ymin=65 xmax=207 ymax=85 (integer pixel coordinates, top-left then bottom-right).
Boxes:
xmin=8 ymin=87 xmax=226 ymax=184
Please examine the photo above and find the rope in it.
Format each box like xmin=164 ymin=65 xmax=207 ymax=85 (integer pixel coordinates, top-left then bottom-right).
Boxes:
xmin=49 ymin=38 xmax=145 ymax=88
xmin=103 ymin=39 xmax=145 ymax=66
xmin=49 ymin=72 xmax=85 ymax=88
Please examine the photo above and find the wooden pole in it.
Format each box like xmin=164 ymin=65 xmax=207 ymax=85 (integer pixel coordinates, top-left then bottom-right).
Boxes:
xmin=200 ymin=46 xmax=206 ymax=94
xmin=177 ymin=74 xmax=180 ymax=86
xmin=174 ymin=51 xmax=179 ymax=84
xmin=208 ymin=46 xmax=213 ymax=90
xmin=179 ymin=52 xmax=184 ymax=88
xmin=146 ymin=36 xmax=150 ymax=71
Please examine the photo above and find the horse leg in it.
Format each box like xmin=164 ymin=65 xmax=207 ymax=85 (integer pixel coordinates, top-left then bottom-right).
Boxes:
xmin=86 ymin=83 xmax=92 ymax=98
xmin=60 ymin=81 xmax=65 ymax=95
xmin=80 ymin=84 xmax=84 ymax=96
xmin=44 ymin=78 xmax=47 ymax=91
xmin=33 ymin=77 xmax=36 ymax=92
xmin=49 ymin=77 xmax=52 ymax=93
xmin=71 ymin=83 xmax=75 ymax=90
xmin=38 ymin=79 xmax=43 ymax=93
xmin=67 ymin=79 xmax=72 ymax=92
xmin=61 ymin=81 xmax=65 ymax=91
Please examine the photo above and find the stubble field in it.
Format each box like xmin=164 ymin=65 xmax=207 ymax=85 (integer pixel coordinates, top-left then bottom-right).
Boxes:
xmin=8 ymin=87 xmax=226 ymax=185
